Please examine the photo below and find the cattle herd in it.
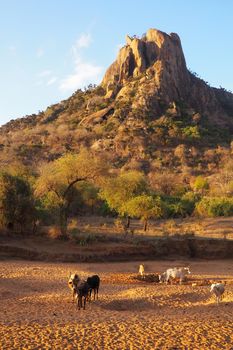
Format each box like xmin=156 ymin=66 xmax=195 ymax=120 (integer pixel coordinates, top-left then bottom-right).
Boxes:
xmin=68 ymin=273 xmax=100 ymax=310
xmin=68 ymin=265 xmax=226 ymax=310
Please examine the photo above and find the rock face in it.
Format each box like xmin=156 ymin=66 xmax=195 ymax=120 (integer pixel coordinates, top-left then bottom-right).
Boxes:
xmin=102 ymin=28 xmax=233 ymax=126
xmin=102 ymin=29 xmax=189 ymax=97
xmin=102 ymin=29 xmax=187 ymax=88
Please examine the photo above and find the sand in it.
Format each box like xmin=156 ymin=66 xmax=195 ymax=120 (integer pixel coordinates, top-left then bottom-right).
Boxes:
xmin=0 ymin=259 xmax=233 ymax=350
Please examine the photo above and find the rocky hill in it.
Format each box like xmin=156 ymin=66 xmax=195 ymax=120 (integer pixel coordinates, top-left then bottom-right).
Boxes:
xmin=1 ymin=28 xmax=233 ymax=173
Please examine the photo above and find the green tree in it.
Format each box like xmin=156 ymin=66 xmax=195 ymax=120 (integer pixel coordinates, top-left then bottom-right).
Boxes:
xmin=35 ymin=149 xmax=106 ymax=237
xmin=196 ymin=196 xmax=233 ymax=217
xmin=122 ymin=195 xmax=163 ymax=231
xmin=0 ymin=172 xmax=36 ymax=233
xmin=99 ymin=171 xmax=147 ymax=228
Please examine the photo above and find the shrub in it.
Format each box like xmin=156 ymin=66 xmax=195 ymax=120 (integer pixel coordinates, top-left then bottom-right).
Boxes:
xmin=163 ymin=219 xmax=177 ymax=236
xmin=196 ymin=197 xmax=233 ymax=217
xmin=47 ymin=225 xmax=62 ymax=239
xmin=182 ymin=126 xmax=200 ymax=140
xmin=162 ymin=195 xmax=195 ymax=218
xmin=114 ymin=218 xmax=124 ymax=231
xmin=193 ymin=176 xmax=209 ymax=192
xmin=79 ymin=234 xmax=98 ymax=246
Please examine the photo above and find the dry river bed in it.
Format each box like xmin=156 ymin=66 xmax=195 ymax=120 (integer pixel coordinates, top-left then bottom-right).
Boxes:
xmin=0 ymin=259 xmax=233 ymax=350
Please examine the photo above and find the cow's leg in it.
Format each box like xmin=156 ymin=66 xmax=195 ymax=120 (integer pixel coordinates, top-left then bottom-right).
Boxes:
xmin=89 ymin=289 xmax=92 ymax=302
xmin=89 ymin=290 xmax=91 ymax=302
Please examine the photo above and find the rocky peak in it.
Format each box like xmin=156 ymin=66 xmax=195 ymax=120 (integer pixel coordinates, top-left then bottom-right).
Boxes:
xmin=102 ymin=28 xmax=188 ymax=96
xmin=102 ymin=28 xmax=233 ymax=126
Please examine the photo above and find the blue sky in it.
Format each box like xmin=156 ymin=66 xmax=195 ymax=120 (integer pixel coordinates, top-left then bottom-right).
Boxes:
xmin=0 ymin=0 xmax=233 ymax=126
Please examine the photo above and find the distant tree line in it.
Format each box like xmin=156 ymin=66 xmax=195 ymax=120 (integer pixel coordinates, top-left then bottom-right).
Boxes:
xmin=1 ymin=148 xmax=233 ymax=238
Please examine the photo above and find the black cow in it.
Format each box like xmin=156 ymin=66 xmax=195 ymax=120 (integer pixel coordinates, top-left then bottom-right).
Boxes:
xmin=86 ymin=275 xmax=100 ymax=301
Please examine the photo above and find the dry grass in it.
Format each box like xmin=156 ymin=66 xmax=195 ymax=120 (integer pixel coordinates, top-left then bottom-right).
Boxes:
xmin=67 ymin=215 xmax=233 ymax=240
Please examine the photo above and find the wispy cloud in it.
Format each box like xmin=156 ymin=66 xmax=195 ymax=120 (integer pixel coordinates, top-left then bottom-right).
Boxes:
xmin=47 ymin=77 xmax=57 ymax=86
xmin=60 ymin=58 xmax=102 ymax=91
xmin=75 ymin=33 xmax=92 ymax=49
xmin=59 ymin=33 xmax=103 ymax=92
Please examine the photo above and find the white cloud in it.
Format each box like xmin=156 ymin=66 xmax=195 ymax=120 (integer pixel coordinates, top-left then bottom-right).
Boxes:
xmin=59 ymin=33 xmax=103 ymax=92
xmin=47 ymin=77 xmax=57 ymax=86
xmin=59 ymin=58 xmax=102 ymax=91
xmin=76 ymin=33 xmax=92 ymax=49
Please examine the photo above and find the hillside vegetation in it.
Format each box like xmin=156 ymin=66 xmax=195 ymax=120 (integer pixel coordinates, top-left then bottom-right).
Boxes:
xmin=1 ymin=29 xmax=233 ymax=238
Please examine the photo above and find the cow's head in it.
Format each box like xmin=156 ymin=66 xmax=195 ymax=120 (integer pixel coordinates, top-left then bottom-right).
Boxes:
xmin=159 ymin=272 xmax=166 ymax=283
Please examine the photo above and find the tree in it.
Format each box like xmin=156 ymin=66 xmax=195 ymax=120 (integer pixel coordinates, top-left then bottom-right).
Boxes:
xmin=35 ymin=149 xmax=106 ymax=237
xmin=0 ymin=172 xmax=36 ymax=233
xmin=148 ymin=171 xmax=185 ymax=196
xmin=99 ymin=171 xmax=147 ymax=228
xmin=122 ymin=195 xmax=163 ymax=231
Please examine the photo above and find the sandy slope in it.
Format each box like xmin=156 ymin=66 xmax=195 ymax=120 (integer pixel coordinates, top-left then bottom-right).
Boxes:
xmin=0 ymin=260 xmax=233 ymax=350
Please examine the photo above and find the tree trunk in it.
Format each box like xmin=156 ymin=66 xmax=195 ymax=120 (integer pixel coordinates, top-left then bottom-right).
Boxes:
xmin=32 ymin=221 xmax=37 ymax=235
xmin=59 ymin=206 xmax=68 ymax=238
xmin=144 ymin=219 xmax=148 ymax=232
xmin=126 ymin=216 xmax=131 ymax=228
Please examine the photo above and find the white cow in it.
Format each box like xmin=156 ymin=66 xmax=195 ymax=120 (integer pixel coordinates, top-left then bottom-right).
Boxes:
xmin=68 ymin=273 xmax=81 ymax=302
xmin=138 ymin=264 xmax=145 ymax=277
xmin=159 ymin=267 xmax=191 ymax=284
xmin=210 ymin=283 xmax=225 ymax=304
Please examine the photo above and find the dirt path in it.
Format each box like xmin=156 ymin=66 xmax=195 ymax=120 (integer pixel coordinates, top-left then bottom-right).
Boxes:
xmin=0 ymin=260 xmax=233 ymax=349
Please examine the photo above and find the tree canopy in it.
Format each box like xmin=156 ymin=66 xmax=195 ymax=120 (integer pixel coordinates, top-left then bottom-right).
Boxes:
xmin=35 ymin=149 xmax=107 ymax=235
xmin=0 ymin=172 xmax=35 ymax=232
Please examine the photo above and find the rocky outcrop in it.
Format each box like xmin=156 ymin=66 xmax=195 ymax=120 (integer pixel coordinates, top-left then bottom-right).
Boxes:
xmin=102 ymin=28 xmax=233 ymax=126
xmin=102 ymin=29 xmax=189 ymax=94
xmin=79 ymin=105 xmax=114 ymax=127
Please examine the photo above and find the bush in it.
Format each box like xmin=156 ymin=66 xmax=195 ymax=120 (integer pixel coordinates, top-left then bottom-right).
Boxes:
xmin=47 ymin=226 xmax=62 ymax=239
xmin=193 ymin=176 xmax=209 ymax=192
xmin=162 ymin=195 xmax=195 ymax=218
xmin=196 ymin=197 xmax=233 ymax=217
xmin=182 ymin=126 xmax=200 ymax=140
xmin=114 ymin=218 xmax=124 ymax=231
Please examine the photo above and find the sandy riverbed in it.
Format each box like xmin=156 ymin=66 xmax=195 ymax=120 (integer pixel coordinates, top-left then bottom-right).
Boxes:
xmin=0 ymin=259 xmax=233 ymax=349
